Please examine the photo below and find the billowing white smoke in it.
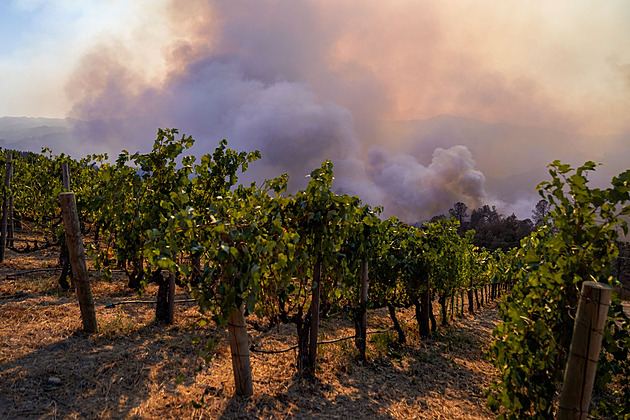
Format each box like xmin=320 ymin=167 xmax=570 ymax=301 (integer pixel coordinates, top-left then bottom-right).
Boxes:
xmin=336 ymin=145 xmax=486 ymax=221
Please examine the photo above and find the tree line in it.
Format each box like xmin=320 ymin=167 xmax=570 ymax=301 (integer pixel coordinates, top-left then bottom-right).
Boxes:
xmin=424 ymin=198 xmax=551 ymax=251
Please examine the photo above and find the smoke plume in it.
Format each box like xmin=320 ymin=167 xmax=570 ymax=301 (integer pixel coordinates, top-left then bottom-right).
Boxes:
xmin=60 ymin=0 xmax=630 ymax=221
xmin=357 ymin=145 xmax=486 ymax=221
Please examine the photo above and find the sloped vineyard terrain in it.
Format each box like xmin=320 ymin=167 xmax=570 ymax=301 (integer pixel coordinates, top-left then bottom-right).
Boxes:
xmin=0 ymin=247 xmax=500 ymax=419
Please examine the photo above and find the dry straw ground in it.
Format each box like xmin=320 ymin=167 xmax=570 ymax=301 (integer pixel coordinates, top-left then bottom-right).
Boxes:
xmin=0 ymin=245 xmax=501 ymax=419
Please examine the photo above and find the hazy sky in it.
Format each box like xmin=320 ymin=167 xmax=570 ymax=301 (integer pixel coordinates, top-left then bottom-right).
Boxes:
xmin=1 ymin=1 xmax=629 ymax=220
xmin=0 ymin=0 xmax=174 ymax=117
xmin=2 ymin=0 xmax=628 ymax=134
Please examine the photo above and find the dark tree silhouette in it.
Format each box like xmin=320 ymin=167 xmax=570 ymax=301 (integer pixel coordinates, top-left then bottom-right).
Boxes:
xmin=448 ymin=202 xmax=469 ymax=224
xmin=448 ymin=202 xmax=469 ymax=234
xmin=470 ymin=205 xmax=500 ymax=229
xmin=429 ymin=214 xmax=447 ymax=223
xmin=532 ymin=199 xmax=550 ymax=225
xmin=425 ymin=201 xmax=534 ymax=251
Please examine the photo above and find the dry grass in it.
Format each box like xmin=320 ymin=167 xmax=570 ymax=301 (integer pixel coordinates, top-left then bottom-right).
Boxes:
xmin=0 ymin=246 xmax=501 ymax=419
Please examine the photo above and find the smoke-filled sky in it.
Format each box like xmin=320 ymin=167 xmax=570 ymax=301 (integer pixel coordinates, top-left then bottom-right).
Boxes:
xmin=1 ymin=0 xmax=629 ymax=221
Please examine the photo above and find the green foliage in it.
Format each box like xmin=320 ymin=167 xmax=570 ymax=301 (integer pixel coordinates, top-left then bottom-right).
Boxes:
xmin=423 ymin=219 xmax=469 ymax=296
xmin=337 ymin=201 xmax=385 ymax=307
xmin=488 ymin=161 xmax=630 ymax=419
xmin=2 ymin=148 xmax=104 ymax=247
xmin=369 ymin=218 xmax=417 ymax=309
xmin=139 ymin=133 xmax=270 ymax=324
xmin=369 ymin=330 xmax=403 ymax=359
xmin=84 ymin=128 xmax=195 ymax=285
xmin=4 ymin=128 xmax=521 ymax=385
xmin=12 ymin=129 xmax=630 ymax=412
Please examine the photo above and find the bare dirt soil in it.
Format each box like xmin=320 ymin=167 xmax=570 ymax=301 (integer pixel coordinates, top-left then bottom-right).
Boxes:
xmin=0 ymin=246 xmax=501 ymax=419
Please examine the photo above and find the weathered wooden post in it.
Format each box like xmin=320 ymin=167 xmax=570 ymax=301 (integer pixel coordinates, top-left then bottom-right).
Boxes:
xmin=167 ymin=271 xmax=175 ymax=324
xmin=355 ymin=259 xmax=369 ymax=360
xmin=418 ymin=275 xmax=431 ymax=337
xmin=7 ymin=195 xmax=14 ymax=248
xmin=308 ymin=256 xmax=323 ymax=374
xmin=59 ymin=161 xmax=73 ymax=289
xmin=62 ymin=161 xmax=71 ymax=190
xmin=227 ymin=305 xmax=253 ymax=396
xmin=557 ymin=281 xmax=612 ymax=420
xmin=59 ymin=192 xmax=98 ymax=333
xmin=0 ymin=153 xmax=13 ymax=263
xmin=467 ymin=281 xmax=475 ymax=315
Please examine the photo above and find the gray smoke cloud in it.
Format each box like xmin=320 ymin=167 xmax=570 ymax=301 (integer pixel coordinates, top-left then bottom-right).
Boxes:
xmin=59 ymin=2 xmax=495 ymax=221
xmin=66 ymin=52 xmax=488 ymax=220
xmin=58 ymin=1 xmax=630 ymax=222
xmin=357 ymin=145 xmax=486 ymax=220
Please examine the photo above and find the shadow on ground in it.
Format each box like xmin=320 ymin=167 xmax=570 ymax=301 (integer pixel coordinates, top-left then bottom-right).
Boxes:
xmin=0 ymin=316 xmax=206 ymax=419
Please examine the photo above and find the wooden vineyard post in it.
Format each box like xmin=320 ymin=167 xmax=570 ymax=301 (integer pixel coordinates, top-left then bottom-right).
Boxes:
xmin=59 ymin=161 xmax=73 ymax=289
xmin=557 ymin=282 xmax=612 ymax=420
xmin=7 ymin=195 xmax=14 ymax=248
xmin=62 ymin=161 xmax=71 ymax=190
xmin=418 ymin=275 xmax=431 ymax=337
xmin=308 ymin=256 xmax=323 ymax=374
xmin=227 ymin=305 xmax=253 ymax=396
xmin=467 ymin=277 xmax=475 ymax=315
xmin=59 ymin=192 xmax=98 ymax=333
xmin=355 ymin=259 xmax=369 ymax=360
xmin=155 ymin=271 xmax=175 ymax=325
xmin=0 ymin=152 xmax=13 ymax=263
xmin=168 ymin=271 xmax=175 ymax=324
